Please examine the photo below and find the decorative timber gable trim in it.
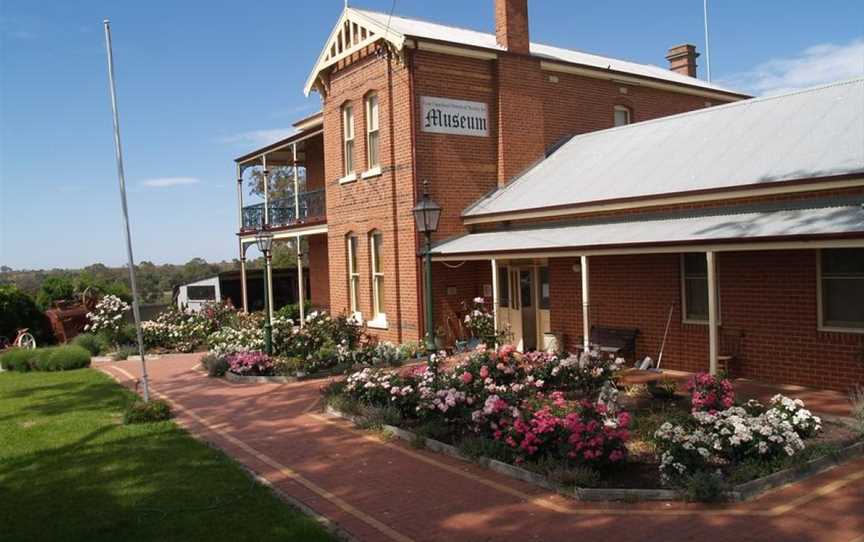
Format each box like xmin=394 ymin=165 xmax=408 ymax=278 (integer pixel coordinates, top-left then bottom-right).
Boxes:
xmin=304 ymin=7 xmax=406 ymax=96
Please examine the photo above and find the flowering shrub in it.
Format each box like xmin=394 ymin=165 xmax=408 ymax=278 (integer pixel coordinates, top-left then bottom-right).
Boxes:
xmin=462 ymin=297 xmax=501 ymax=346
xmin=207 ymin=316 xmax=265 ymax=357
xmin=687 ymin=372 xmax=735 ymax=413
xmin=527 ymin=349 xmax=625 ymax=399
xmin=654 ymin=394 xmax=819 ymax=485
xmin=226 ymin=351 xmax=274 ymax=376
xmin=85 ymin=295 xmax=130 ymax=345
xmin=766 ymin=394 xmax=822 ymax=438
xmin=493 ymin=392 xmax=631 ymax=467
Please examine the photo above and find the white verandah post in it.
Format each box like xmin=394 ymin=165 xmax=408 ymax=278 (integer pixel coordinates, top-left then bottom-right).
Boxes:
xmin=262 ymin=154 xmax=270 ymax=227
xmin=296 ymin=235 xmax=306 ymax=328
xmin=292 ymin=143 xmax=300 ymax=223
xmin=237 ymin=164 xmax=249 ymax=313
xmin=491 ymin=259 xmax=499 ymax=345
xmin=581 ymin=255 xmax=590 ymax=350
xmin=707 ymin=251 xmax=719 ymax=375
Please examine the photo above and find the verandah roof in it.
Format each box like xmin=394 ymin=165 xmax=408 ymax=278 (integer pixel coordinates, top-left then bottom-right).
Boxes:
xmin=431 ymin=198 xmax=864 ymax=260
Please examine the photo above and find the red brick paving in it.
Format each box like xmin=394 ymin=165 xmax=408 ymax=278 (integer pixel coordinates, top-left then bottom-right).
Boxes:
xmin=98 ymin=355 xmax=864 ymax=542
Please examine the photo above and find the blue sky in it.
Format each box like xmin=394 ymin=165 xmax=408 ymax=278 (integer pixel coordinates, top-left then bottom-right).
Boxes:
xmin=1 ymin=0 xmax=862 ymax=270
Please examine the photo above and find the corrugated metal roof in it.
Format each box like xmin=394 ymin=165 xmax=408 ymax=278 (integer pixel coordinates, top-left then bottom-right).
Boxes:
xmin=433 ymin=199 xmax=864 ymax=256
xmin=355 ymin=8 xmax=740 ymax=95
xmin=464 ymin=78 xmax=864 ymax=218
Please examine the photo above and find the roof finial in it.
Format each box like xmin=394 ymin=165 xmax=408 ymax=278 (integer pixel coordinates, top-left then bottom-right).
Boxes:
xmin=344 ymin=0 xmax=349 ymax=8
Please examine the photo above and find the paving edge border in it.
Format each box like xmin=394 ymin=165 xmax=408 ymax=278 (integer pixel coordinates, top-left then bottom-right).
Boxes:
xmin=324 ymin=405 xmax=864 ymax=503
xmin=223 ymin=370 xmax=343 ymax=384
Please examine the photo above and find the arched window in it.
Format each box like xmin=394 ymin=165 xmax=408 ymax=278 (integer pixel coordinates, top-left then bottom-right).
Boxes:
xmin=365 ymin=93 xmax=380 ymax=170
xmin=346 ymin=233 xmax=360 ymax=315
xmin=342 ymin=103 xmax=355 ymax=175
xmin=613 ymin=105 xmax=632 ymax=127
xmin=369 ymin=230 xmax=385 ymax=322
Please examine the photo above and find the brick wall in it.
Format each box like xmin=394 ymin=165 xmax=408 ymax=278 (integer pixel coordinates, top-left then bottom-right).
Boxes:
xmin=322 ymin=49 xmax=418 ymax=343
xmin=307 ymin=233 xmax=330 ymax=310
xmin=548 ymin=251 xmax=864 ymax=392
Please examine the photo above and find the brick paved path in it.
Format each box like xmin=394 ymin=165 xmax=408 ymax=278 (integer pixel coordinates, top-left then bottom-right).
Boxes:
xmin=99 ymin=355 xmax=864 ymax=542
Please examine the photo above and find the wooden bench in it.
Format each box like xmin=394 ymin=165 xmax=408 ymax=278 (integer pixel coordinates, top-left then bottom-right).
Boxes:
xmin=580 ymin=326 xmax=639 ymax=358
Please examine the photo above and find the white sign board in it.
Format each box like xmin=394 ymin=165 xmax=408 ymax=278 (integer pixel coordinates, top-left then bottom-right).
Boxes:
xmin=420 ymin=96 xmax=489 ymax=137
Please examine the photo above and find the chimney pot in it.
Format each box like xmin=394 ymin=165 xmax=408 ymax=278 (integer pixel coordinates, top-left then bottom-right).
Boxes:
xmin=666 ymin=44 xmax=700 ymax=78
xmin=495 ymin=0 xmax=530 ymax=54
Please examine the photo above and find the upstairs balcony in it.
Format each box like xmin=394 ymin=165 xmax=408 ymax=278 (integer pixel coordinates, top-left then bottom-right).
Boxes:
xmin=241 ymin=188 xmax=326 ymax=232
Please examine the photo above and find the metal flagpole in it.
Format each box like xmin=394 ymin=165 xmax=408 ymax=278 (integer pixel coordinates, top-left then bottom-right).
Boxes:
xmin=703 ymin=0 xmax=712 ymax=82
xmin=103 ymin=19 xmax=151 ymax=402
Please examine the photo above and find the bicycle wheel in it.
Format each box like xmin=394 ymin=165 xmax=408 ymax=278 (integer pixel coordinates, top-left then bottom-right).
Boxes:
xmin=16 ymin=333 xmax=36 ymax=350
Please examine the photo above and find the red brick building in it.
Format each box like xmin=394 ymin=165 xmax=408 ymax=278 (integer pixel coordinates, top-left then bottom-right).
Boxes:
xmin=233 ymin=1 xmax=864 ymax=391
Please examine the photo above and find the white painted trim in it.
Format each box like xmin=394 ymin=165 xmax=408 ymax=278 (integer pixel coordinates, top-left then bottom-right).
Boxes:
xmin=816 ymin=248 xmax=864 ymax=334
xmin=462 ymin=178 xmax=864 ymax=225
xmin=240 ymin=224 xmax=328 ymax=243
xmin=540 ymin=60 xmax=745 ymax=102
xmin=338 ymin=172 xmax=358 ymax=185
xmin=361 ymin=166 xmax=382 ymax=179
xmin=366 ymin=314 xmax=389 ymax=330
xmin=304 ymin=7 xmax=407 ymax=96
xmin=431 ymin=238 xmax=864 ymax=262
xmin=416 ymin=40 xmax=499 ymax=60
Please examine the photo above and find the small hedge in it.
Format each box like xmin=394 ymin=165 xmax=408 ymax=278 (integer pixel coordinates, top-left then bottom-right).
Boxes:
xmin=201 ymin=354 xmax=228 ymax=377
xmin=0 ymin=345 xmax=91 ymax=372
xmin=124 ymin=399 xmax=172 ymax=424
xmin=72 ymin=333 xmax=107 ymax=356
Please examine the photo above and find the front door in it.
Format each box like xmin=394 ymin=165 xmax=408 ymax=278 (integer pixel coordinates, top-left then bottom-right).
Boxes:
xmin=519 ymin=269 xmax=537 ymax=351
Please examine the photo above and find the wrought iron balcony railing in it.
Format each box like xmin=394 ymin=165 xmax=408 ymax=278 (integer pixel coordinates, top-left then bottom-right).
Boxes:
xmin=241 ymin=189 xmax=326 ymax=231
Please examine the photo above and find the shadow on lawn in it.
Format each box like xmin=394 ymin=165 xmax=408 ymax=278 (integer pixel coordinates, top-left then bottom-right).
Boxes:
xmin=0 ymin=376 xmax=129 ymax=422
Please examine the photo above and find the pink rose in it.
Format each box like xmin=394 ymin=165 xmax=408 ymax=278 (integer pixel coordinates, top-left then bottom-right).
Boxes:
xmin=461 ymin=371 xmax=473 ymax=384
xmin=479 ymin=365 xmax=489 ymax=378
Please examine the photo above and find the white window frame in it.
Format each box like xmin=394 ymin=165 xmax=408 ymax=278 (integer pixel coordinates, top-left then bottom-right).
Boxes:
xmin=365 ymin=93 xmax=380 ymax=172
xmin=342 ymin=104 xmax=355 ymax=177
xmin=817 ymin=249 xmax=864 ymax=333
xmin=347 ymin=234 xmax=361 ymax=319
xmin=614 ymin=105 xmax=631 ymax=127
xmin=680 ymin=253 xmax=720 ymax=325
xmin=368 ymin=231 xmax=387 ymax=328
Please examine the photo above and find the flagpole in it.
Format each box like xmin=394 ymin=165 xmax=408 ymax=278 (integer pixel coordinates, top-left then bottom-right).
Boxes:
xmin=703 ymin=0 xmax=712 ymax=82
xmin=103 ymin=18 xmax=151 ymax=402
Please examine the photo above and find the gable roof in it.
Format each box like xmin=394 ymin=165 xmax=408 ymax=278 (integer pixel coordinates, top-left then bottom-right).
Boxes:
xmin=463 ymin=78 xmax=864 ymax=220
xmin=304 ymin=6 xmax=745 ymax=98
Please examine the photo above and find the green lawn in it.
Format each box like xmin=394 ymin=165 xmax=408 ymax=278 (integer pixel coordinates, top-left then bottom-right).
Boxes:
xmin=0 ymin=369 xmax=335 ymax=542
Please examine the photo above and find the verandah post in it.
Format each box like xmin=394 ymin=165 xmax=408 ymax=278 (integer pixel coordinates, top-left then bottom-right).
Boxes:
xmin=707 ymin=251 xmax=719 ymax=375
xmin=491 ymin=259 xmax=499 ymax=346
xmin=581 ymin=255 xmax=590 ymax=350
xmin=296 ymin=235 xmax=305 ymax=329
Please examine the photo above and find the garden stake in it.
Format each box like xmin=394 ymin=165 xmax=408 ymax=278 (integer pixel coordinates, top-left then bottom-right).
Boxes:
xmin=655 ymin=304 xmax=675 ymax=371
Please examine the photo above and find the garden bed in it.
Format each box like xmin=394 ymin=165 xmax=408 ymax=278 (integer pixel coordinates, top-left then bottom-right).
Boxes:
xmin=324 ymin=400 xmax=863 ymax=502
xmin=322 ymin=346 xmax=864 ymax=502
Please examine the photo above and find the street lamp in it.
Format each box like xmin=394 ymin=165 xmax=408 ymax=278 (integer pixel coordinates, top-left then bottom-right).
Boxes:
xmin=255 ymin=231 xmax=274 ymax=355
xmin=412 ymin=180 xmax=442 ymax=352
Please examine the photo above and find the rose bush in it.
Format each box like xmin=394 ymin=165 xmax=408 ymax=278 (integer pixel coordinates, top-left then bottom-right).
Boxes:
xmin=687 ymin=372 xmax=735 ymax=413
xmin=85 ymin=294 xmax=129 ymax=346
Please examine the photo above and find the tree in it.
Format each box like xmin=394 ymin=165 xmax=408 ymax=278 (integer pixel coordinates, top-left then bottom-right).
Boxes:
xmin=0 ymin=284 xmax=53 ymax=344
xmin=247 ymin=166 xmax=307 ymax=200
xmin=35 ymin=276 xmax=76 ymax=309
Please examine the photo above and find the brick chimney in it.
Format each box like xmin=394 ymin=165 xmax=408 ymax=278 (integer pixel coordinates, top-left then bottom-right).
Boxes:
xmin=495 ymin=0 xmax=530 ymax=54
xmin=666 ymin=44 xmax=700 ymax=77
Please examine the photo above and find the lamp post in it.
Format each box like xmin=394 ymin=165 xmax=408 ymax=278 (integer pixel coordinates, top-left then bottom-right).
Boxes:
xmin=255 ymin=231 xmax=274 ymax=355
xmin=412 ymin=180 xmax=442 ymax=352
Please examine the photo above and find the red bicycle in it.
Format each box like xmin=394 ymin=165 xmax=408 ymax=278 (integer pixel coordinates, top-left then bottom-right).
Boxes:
xmin=0 ymin=328 xmax=37 ymax=351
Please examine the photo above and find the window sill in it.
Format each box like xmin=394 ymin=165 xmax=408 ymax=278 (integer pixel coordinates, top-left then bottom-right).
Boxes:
xmin=349 ymin=312 xmax=364 ymax=325
xmin=818 ymin=325 xmax=864 ymax=335
xmin=361 ymin=166 xmax=382 ymax=179
xmin=338 ymin=173 xmax=357 ymax=185
xmin=367 ymin=314 xmax=389 ymax=330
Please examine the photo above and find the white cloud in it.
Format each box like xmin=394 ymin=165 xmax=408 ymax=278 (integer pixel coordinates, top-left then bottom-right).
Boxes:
xmin=721 ymin=38 xmax=864 ymax=96
xmin=218 ymin=128 xmax=295 ymax=148
xmin=141 ymin=177 xmax=201 ymax=188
